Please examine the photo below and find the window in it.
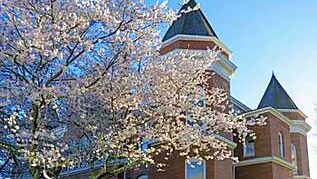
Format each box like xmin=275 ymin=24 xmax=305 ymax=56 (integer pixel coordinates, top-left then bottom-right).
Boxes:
xmin=186 ymin=86 xmax=207 ymax=128
xmin=185 ymin=159 xmax=206 ymax=179
xmin=79 ymin=134 xmax=90 ymax=151
xmin=194 ymin=86 xmax=206 ymax=107
xmin=291 ymin=143 xmax=298 ymax=174
xmin=278 ymin=132 xmax=285 ymax=157
xmin=69 ymin=139 xmax=77 ymax=154
xmin=137 ymin=175 xmax=148 ymax=179
xmin=243 ymin=138 xmax=255 ymax=157
xmin=186 ymin=111 xmax=205 ymax=129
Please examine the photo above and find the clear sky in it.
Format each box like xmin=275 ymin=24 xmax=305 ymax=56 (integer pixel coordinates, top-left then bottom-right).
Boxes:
xmin=149 ymin=0 xmax=317 ymax=177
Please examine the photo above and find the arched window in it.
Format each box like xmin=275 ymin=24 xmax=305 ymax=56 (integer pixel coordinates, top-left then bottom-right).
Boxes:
xmin=186 ymin=86 xmax=206 ymax=128
xmin=79 ymin=134 xmax=90 ymax=151
xmin=243 ymin=137 xmax=255 ymax=157
xmin=185 ymin=158 xmax=206 ymax=179
xmin=278 ymin=132 xmax=285 ymax=157
xmin=137 ymin=174 xmax=148 ymax=179
xmin=79 ymin=134 xmax=90 ymax=167
xmin=291 ymin=143 xmax=298 ymax=174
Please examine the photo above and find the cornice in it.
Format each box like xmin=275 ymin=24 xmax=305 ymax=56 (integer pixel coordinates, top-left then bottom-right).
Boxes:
xmin=161 ymin=49 xmax=237 ymax=82
xmin=293 ymin=175 xmax=311 ymax=179
xmin=235 ymin=156 xmax=294 ymax=170
xmin=290 ymin=120 xmax=312 ymax=136
xmin=244 ymin=107 xmax=292 ymax=126
xmin=277 ymin=109 xmax=308 ymax=119
xmin=215 ymin=134 xmax=237 ymax=149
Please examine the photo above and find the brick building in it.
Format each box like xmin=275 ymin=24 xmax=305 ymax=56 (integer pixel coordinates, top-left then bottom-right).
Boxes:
xmin=61 ymin=0 xmax=311 ymax=178
xmin=122 ymin=0 xmax=311 ymax=179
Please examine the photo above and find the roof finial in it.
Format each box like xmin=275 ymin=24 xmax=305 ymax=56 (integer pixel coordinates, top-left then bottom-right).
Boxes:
xmin=272 ymin=70 xmax=276 ymax=78
xmin=181 ymin=0 xmax=197 ymax=11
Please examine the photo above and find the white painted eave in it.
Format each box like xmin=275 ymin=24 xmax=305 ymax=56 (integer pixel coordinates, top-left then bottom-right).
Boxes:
xmin=244 ymin=107 xmax=292 ymax=126
xmin=160 ymin=49 xmax=237 ymax=82
xmin=235 ymin=156 xmax=294 ymax=170
xmin=277 ymin=109 xmax=308 ymax=119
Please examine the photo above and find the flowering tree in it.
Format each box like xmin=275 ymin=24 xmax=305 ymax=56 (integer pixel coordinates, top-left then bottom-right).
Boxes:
xmin=0 ymin=0 xmax=264 ymax=178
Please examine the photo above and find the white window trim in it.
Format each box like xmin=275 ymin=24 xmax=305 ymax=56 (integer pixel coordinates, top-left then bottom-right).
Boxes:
xmin=137 ymin=174 xmax=149 ymax=179
xmin=291 ymin=143 xmax=298 ymax=174
xmin=278 ymin=132 xmax=285 ymax=157
xmin=185 ymin=159 xmax=206 ymax=179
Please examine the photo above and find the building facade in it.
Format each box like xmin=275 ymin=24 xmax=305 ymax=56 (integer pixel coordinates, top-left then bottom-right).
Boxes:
xmin=122 ymin=0 xmax=311 ymax=179
xmin=62 ymin=0 xmax=311 ymax=179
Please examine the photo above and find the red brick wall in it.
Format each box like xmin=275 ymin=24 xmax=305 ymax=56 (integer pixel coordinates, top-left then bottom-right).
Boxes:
xmin=235 ymin=162 xmax=292 ymax=179
xmin=160 ymin=40 xmax=230 ymax=59
xmin=291 ymin=133 xmax=310 ymax=176
xmin=268 ymin=113 xmax=292 ymax=162
xmin=235 ymin=118 xmax=272 ymax=159
xmin=236 ymin=163 xmax=273 ymax=179
xmin=149 ymin=154 xmax=185 ymax=179
xmin=235 ymin=112 xmax=291 ymax=162
xmin=214 ymin=159 xmax=233 ymax=179
xmin=272 ymin=162 xmax=293 ymax=179
xmin=235 ymin=112 xmax=293 ymax=179
xmin=281 ymin=112 xmax=305 ymax=121
xmin=148 ymin=157 xmax=233 ymax=179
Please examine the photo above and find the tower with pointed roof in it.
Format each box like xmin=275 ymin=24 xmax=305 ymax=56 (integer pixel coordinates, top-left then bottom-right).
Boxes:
xmin=234 ymin=74 xmax=311 ymax=179
xmin=149 ymin=1 xmax=237 ymax=179
xmin=160 ymin=0 xmax=236 ymax=85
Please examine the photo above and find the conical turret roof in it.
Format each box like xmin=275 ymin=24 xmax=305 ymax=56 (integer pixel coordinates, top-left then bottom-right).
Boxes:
xmin=258 ymin=74 xmax=298 ymax=110
xmin=162 ymin=0 xmax=218 ymax=42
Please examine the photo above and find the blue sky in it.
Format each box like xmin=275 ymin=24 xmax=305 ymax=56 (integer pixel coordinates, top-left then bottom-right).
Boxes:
xmin=149 ymin=0 xmax=317 ymax=177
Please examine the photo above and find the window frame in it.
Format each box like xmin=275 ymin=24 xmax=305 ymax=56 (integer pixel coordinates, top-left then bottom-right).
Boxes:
xmin=291 ymin=143 xmax=298 ymax=174
xmin=278 ymin=132 xmax=285 ymax=157
xmin=185 ymin=158 xmax=206 ymax=179
xmin=79 ymin=134 xmax=90 ymax=151
xmin=243 ymin=137 xmax=255 ymax=157
xmin=137 ymin=174 xmax=148 ymax=179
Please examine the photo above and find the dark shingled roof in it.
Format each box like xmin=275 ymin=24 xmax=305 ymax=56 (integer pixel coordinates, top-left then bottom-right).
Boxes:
xmin=258 ymin=73 xmax=298 ymax=110
xmin=162 ymin=0 xmax=218 ymax=42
